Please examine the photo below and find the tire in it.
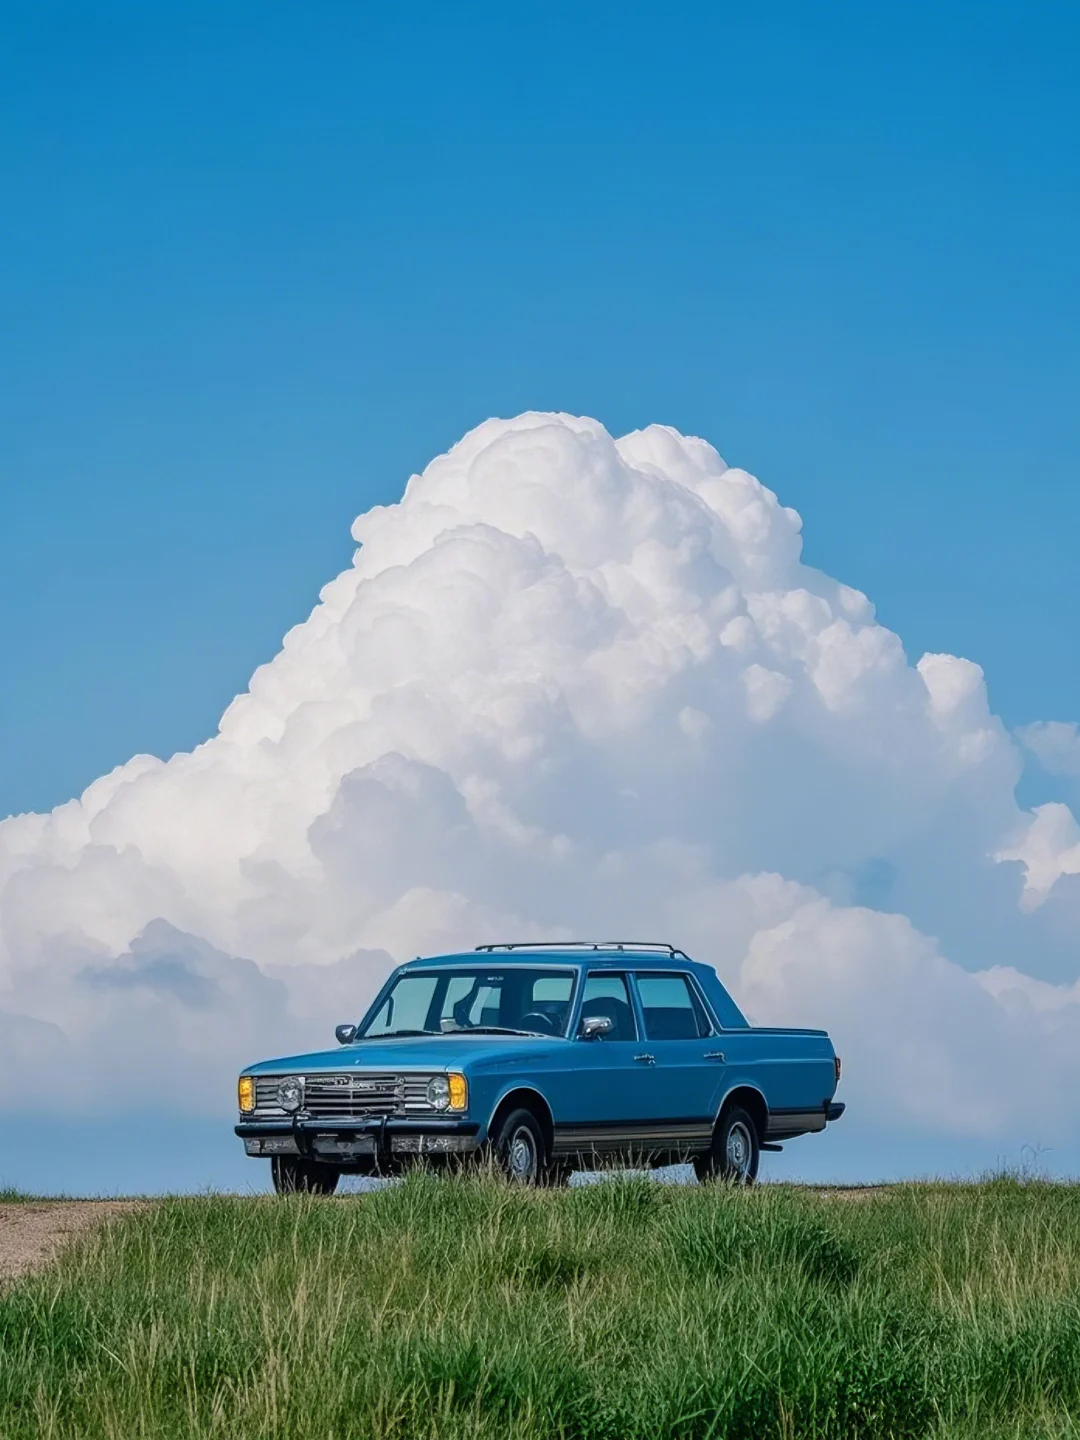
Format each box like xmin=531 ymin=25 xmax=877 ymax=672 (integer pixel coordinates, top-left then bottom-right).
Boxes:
xmin=693 ymin=1105 xmax=760 ymax=1185
xmin=271 ymin=1155 xmax=340 ymax=1195
xmin=541 ymin=1161 xmax=572 ymax=1188
xmin=490 ymin=1107 xmax=548 ymax=1186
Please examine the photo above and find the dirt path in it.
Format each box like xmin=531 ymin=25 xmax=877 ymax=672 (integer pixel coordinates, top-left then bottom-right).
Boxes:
xmin=0 ymin=1201 xmax=144 ymax=1286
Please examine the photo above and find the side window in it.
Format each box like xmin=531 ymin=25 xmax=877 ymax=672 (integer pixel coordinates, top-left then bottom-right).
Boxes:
xmin=636 ymin=973 xmax=711 ymax=1040
xmin=579 ymin=972 xmax=637 ymax=1041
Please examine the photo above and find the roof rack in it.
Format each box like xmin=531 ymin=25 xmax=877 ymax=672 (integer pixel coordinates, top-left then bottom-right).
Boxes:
xmin=475 ymin=941 xmax=690 ymax=960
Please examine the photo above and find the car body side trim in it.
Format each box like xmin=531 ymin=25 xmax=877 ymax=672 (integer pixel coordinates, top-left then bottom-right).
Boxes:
xmin=551 ymin=1121 xmax=712 ymax=1155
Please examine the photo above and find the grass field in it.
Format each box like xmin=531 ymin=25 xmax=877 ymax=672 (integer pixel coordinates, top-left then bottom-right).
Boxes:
xmin=2 ymin=1174 xmax=1080 ymax=1439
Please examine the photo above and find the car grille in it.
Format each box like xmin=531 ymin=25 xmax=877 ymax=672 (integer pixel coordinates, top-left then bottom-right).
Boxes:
xmin=253 ymin=1073 xmax=436 ymax=1119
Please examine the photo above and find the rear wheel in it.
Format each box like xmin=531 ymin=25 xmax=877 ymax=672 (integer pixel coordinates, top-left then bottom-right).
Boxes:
xmin=693 ymin=1105 xmax=760 ymax=1185
xmin=271 ymin=1155 xmax=340 ymax=1195
xmin=490 ymin=1108 xmax=548 ymax=1186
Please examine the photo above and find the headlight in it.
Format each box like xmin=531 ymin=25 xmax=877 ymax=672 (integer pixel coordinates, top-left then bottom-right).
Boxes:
xmin=425 ymin=1074 xmax=467 ymax=1110
xmin=447 ymin=1072 xmax=467 ymax=1111
xmin=277 ymin=1076 xmax=304 ymax=1113
xmin=238 ymin=1076 xmax=255 ymax=1113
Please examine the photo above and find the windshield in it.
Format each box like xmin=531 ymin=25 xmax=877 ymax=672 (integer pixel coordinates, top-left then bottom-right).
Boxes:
xmin=360 ymin=967 xmax=577 ymax=1039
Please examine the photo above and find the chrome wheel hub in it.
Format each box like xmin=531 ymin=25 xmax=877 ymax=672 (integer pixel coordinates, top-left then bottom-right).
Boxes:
xmin=508 ymin=1127 xmax=537 ymax=1182
xmin=726 ymin=1121 xmax=752 ymax=1179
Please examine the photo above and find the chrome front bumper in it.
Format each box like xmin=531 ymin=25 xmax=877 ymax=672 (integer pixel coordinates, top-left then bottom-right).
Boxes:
xmin=236 ymin=1117 xmax=482 ymax=1162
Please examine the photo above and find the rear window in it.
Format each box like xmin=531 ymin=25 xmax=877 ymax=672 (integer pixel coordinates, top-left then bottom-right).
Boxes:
xmin=636 ymin=972 xmax=711 ymax=1040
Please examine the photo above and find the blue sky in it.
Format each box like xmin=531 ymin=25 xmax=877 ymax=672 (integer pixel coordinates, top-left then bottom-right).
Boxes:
xmin=3 ymin=0 xmax=1078 ymax=820
xmin=4 ymin=2 xmax=1080 ymax=1193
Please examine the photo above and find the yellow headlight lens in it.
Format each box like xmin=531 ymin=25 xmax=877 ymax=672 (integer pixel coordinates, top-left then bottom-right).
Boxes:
xmin=238 ymin=1075 xmax=255 ymax=1113
xmin=447 ymin=1072 xmax=468 ymax=1111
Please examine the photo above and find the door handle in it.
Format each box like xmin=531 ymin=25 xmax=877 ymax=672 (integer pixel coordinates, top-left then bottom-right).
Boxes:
xmin=704 ymin=1051 xmax=726 ymax=1062
xmin=634 ymin=1053 xmax=655 ymax=1065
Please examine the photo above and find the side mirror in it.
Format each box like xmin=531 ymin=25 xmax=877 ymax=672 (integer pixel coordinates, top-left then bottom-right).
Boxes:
xmin=335 ymin=1023 xmax=357 ymax=1046
xmin=579 ymin=1014 xmax=613 ymax=1040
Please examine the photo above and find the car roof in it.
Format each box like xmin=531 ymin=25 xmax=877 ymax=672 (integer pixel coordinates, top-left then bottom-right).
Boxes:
xmin=402 ymin=946 xmax=703 ymax=971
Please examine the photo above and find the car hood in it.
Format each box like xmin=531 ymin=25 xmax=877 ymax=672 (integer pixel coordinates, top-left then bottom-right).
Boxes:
xmin=244 ymin=1033 xmax=566 ymax=1075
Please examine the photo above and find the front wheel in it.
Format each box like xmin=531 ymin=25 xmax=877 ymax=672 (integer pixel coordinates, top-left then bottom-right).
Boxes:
xmin=490 ymin=1108 xmax=548 ymax=1186
xmin=693 ymin=1105 xmax=760 ymax=1185
xmin=271 ymin=1155 xmax=340 ymax=1195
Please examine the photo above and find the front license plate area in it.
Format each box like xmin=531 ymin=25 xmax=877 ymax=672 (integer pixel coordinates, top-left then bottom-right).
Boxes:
xmin=312 ymin=1133 xmax=376 ymax=1159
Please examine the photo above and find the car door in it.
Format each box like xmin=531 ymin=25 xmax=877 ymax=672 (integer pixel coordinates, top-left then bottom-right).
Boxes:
xmin=547 ymin=969 xmax=655 ymax=1159
xmin=629 ymin=971 xmax=722 ymax=1150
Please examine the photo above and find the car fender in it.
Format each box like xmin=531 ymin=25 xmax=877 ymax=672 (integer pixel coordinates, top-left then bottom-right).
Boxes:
xmin=711 ymin=1078 xmax=770 ymax=1133
xmin=482 ymin=1078 xmax=556 ymax=1144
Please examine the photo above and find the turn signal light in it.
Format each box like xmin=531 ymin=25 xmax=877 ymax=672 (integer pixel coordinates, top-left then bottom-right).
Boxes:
xmin=238 ymin=1075 xmax=255 ymax=1113
xmin=447 ymin=1072 xmax=468 ymax=1111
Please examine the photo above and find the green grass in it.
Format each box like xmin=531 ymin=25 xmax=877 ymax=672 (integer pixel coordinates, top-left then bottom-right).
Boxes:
xmin=3 ymin=1174 xmax=1080 ymax=1438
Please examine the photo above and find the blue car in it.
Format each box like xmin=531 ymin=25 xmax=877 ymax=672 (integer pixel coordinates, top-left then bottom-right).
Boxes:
xmin=236 ymin=942 xmax=844 ymax=1192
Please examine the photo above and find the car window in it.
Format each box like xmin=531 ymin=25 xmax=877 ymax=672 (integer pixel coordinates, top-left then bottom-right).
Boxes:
xmin=532 ymin=975 xmax=573 ymax=1004
xmin=579 ymin=972 xmax=637 ymax=1041
xmin=524 ymin=974 xmax=574 ymax=1032
xmin=364 ymin=974 xmax=440 ymax=1036
xmin=636 ymin=973 xmax=711 ymax=1040
xmin=445 ymin=974 xmax=501 ymax=1027
xmin=360 ymin=968 xmax=576 ymax=1037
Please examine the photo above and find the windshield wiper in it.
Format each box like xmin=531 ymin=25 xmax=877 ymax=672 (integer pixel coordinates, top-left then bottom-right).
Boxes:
xmin=459 ymin=1026 xmax=536 ymax=1037
xmin=364 ymin=1029 xmax=439 ymax=1039
xmin=365 ymin=1026 xmax=549 ymax=1040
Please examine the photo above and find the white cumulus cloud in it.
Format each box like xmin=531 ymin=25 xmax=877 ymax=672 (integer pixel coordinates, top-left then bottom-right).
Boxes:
xmin=2 ymin=412 xmax=1080 ymax=1172
xmin=1021 ymin=721 xmax=1080 ymax=780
